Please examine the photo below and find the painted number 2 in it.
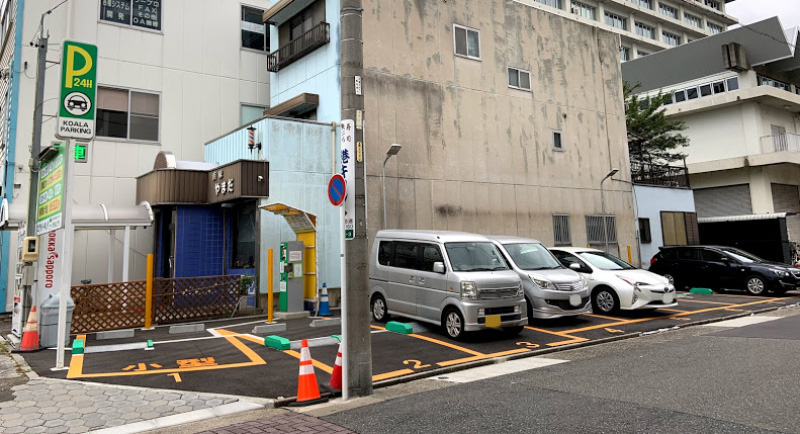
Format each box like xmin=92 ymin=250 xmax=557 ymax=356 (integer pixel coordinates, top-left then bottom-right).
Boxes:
xmin=403 ymin=359 xmax=431 ymax=369
xmin=73 ymin=78 xmax=93 ymax=88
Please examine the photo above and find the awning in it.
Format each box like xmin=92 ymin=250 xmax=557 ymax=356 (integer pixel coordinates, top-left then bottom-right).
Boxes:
xmin=0 ymin=202 xmax=154 ymax=231
xmin=698 ymin=213 xmax=793 ymax=224
xmin=266 ymin=93 xmax=319 ymax=118
xmin=262 ymin=0 xmax=315 ymax=26
xmin=262 ymin=203 xmax=316 ymax=234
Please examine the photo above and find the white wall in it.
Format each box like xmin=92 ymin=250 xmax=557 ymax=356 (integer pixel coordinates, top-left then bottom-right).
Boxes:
xmin=634 ymin=184 xmax=696 ymax=268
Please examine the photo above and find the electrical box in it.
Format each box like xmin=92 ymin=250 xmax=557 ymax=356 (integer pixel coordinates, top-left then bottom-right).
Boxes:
xmin=279 ymin=240 xmax=305 ymax=312
xmin=21 ymin=237 xmax=38 ymax=262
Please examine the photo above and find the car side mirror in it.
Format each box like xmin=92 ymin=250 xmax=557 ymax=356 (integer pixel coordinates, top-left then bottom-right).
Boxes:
xmin=433 ymin=262 xmax=446 ymax=274
xmin=569 ymin=263 xmax=581 ymax=271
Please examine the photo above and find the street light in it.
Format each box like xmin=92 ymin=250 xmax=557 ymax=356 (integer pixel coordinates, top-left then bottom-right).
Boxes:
xmin=382 ymin=144 xmax=402 ymax=229
xmin=600 ymin=168 xmax=619 ymax=253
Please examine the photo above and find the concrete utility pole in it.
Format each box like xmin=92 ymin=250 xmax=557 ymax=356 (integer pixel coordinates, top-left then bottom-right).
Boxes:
xmin=340 ymin=0 xmax=372 ymax=397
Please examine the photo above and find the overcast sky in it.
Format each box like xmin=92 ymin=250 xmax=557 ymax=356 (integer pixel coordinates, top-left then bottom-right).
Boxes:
xmin=727 ymin=0 xmax=800 ymax=28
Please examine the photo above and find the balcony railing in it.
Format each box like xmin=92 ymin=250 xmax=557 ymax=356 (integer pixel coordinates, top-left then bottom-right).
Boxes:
xmin=267 ymin=22 xmax=330 ymax=73
xmin=761 ymin=133 xmax=800 ymax=154
xmin=631 ymin=161 xmax=690 ymax=188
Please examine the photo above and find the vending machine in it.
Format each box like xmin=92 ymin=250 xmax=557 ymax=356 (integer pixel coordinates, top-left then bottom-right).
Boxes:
xmin=279 ymin=241 xmax=305 ymax=312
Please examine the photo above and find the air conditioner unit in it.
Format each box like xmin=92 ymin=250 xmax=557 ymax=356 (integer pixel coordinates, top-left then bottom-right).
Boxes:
xmin=722 ymin=43 xmax=749 ymax=72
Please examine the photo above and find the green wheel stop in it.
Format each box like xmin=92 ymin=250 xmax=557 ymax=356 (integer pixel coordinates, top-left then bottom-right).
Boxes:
xmin=689 ymin=288 xmax=714 ymax=295
xmin=264 ymin=335 xmax=291 ymax=350
xmin=386 ymin=321 xmax=413 ymax=334
xmin=71 ymin=339 xmax=85 ymax=355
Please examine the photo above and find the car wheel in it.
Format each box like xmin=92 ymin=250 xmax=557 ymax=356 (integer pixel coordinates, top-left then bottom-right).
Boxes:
xmin=592 ymin=287 xmax=619 ymax=314
xmin=663 ymin=273 xmax=680 ymax=290
xmin=744 ymin=276 xmax=768 ymax=296
xmin=443 ymin=308 xmax=465 ymax=340
xmin=370 ymin=294 xmax=389 ymax=322
xmin=502 ymin=326 xmax=524 ymax=336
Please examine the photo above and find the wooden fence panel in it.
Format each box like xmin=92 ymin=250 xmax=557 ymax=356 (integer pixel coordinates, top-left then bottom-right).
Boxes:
xmin=70 ymin=281 xmax=148 ymax=333
xmin=153 ymin=275 xmax=241 ymax=324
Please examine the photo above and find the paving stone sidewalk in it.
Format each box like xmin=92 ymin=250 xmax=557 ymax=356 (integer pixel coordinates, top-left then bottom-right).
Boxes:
xmin=0 ymin=378 xmax=238 ymax=433
xmin=196 ymin=413 xmax=354 ymax=434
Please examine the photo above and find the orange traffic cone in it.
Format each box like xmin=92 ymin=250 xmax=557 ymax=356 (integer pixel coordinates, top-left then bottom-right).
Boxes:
xmin=290 ymin=339 xmax=329 ymax=406
xmin=329 ymin=341 xmax=343 ymax=393
xmin=19 ymin=306 xmax=40 ymax=351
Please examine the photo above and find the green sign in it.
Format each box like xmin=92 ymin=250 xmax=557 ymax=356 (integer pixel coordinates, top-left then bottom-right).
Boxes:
xmin=75 ymin=143 xmax=88 ymax=163
xmin=57 ymin=41 xmax=97 ymax=140
xmin=36 ymin=144 xmax=66 ymax=235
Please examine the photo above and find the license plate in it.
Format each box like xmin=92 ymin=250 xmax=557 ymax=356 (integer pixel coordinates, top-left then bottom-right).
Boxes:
xmin=663 ymin=293 xmax=674 ymax=304
xmin=485 ymin=315 xmax=501 ymax=328
xmin=569 ymin=294 xmax=581 ymax=307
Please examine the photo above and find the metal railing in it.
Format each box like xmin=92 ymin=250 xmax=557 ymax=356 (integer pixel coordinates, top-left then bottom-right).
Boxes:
xmin=267 ymin=22 xmax=330 ymax=73
xmin=760 ymin=133 xmax=800 ymax=154
xmin=631 ymin=161 xmax=690 ymax=188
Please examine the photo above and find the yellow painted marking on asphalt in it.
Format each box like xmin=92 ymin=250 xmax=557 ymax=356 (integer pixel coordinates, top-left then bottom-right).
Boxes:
xmin=671 ymin=317 xmax=691 ymax=321
xmin=724 ymin=308 xmax=744 ymax=312
xmin=283 ymin=350 xmax=334 ymax=374
xmin=168 ymin=373 xmax=182 ymax=383
xmin=406 ymin=334 xmax=484 ymax=356
xmin=658 ymin=308 xmax=689 ymax=313
xmin=66 ymin=354 xmax=84 ymax=379
xmin=436 ymin=348 xmax=531 ymax=367
xmin=214 ymin=329 xmax=267 ymax=365
xmin=676 ymin=299 xmax=735 ymax=306
xmin=585 ymin=313 xmax=624 ymax=321
xmin=525 ymin=326 xmax=590 ymax=347
xmin=373 ymin=369 xmax=415 ymax=381
xmin=604 ymin=328 xmax=624 ymax=333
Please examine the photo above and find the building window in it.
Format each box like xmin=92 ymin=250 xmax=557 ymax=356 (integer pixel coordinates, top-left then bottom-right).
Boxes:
xmin=620 ymin=46 xmax=631 ymax=61
xmin=100 ymin=0 xmax=162 ymax=31
xmin=508 ymin=68 xmax=531 ymax=90
xmin=241 ymin=104 xmax=267 ymax=125
xmin=637 ymin=50 xmax=650 ymax=58
xmin=604 ymin=11 xmax=627 ymax=30
xmin=242 ymin=6 xmax=267 ymax=51
xmin=704 ymin=0 xmax=721 ymax=11
xmin=454 ymin=24 xmax=480 ymax=60
xmin=700 ymin=84 xmax=712 ymax=97
xmin=553 ymin=131 xmax=563 ymax=150
xmin=639 ymin=218 xmax=652 ymax=243
xmin=289 ymin=7 xmax=315 ymax=41
xmin=685 ymin=13 xmax=703 ymax=29
xmin=662 ymin=31 xmax=681 ymax=46
xmin=708 ymin=22 xmax=723 ymax=35
xmin=673 ymin=89 xmax=686 ymax=102
xmin=659 ymin=3 xmax=677 ymax=19
xmin=553 ymin=214 xmax=571 ymax=245
xmin=661 ymin=212 xmax=699 ymax=245
xmin=586 ymin=215 xmax=617 ymax=244
xmin=686 ymin=87 xmax=699 ymax=100
xmin=97 ymin=87 xmax=160 ymax=142
xmin=535 ymin=0 xmax=563 ymax=8
xmin=571 ymin=1 xmax=596 ymax=20
xmin=758 ymin=75 xmax=790 ymax=92
xmin=635 ymin=22 xmax=655 ymax=39
xmin=232 ymin=202 xmax=257 ymax=269
xmin=631 ymin=0 xmax=652 ymax=10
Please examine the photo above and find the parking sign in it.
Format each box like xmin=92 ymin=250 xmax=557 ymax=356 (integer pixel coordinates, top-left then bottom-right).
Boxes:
xmin=57 ymin=41 xmax=97 ymax=140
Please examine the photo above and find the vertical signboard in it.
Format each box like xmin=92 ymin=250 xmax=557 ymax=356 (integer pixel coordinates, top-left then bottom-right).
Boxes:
xmin=36 ymin=230 xmax=63 ymax=306
xmin=36 ymin=145 xmax=66 ymax=236
xmin=10 ymin=222 xmax=25 ymax=337
xmin=57 ymin=41 xmax=97 ymax=140
xmin=341 ymin=120 xmax=355 ymax=240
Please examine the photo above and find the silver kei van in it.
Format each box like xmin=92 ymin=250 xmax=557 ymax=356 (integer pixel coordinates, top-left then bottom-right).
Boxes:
xmin=488 ymin=236 xmax=591 ymax=321
xmin=369 ymin=230 xmax=527 ymax=340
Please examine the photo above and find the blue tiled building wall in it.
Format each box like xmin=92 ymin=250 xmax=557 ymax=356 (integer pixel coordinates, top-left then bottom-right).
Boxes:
xmin=174 ymin=206 xmax=224 ymax=278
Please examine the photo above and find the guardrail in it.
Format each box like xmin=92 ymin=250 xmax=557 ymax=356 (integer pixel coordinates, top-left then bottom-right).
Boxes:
xmin=760 ymin=133 xmax=800 ymax=154
xmin=267 ymin=22 xmax=330 ymax=73
xmin=631 ymin=161 xmax=690 ymax=188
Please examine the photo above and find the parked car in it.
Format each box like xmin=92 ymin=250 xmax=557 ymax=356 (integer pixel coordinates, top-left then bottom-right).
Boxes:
xmin=549 ymin=247 xmax=678 ymax=314
xmin=488 ymin=236 xmax=591 ymax=321
xmin=649 ymin=245 xmax=799 ymax=296
xmin=369 ymin=230 xmax=527 ymax=340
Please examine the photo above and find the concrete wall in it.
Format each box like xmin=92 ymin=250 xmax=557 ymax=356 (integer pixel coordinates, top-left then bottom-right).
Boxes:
xmin=3 ymin=0 xmax=270 ymax=303
xmin=634 ymin=185 xmax=696 ymax=268
xmin=360 ymin=0 xmax=636 ymax=253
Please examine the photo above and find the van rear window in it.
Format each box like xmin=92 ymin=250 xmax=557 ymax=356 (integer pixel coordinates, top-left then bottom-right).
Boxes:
xmin=378 ymin=241 xmax=393 ymax=265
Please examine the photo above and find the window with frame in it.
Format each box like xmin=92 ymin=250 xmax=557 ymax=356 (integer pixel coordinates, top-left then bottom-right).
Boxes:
xmin=661 ymin=211 xmax=699 ymax=246
xmin=684 ymin=13 xmax=703 ymax=29
xmin=454 ymin=24 xmax=480 ymax=59
xmin=553 ymin=214 xmax=571 ymax=246
xmin=571 ymin=1 xmax=596 ymax=20
xmin=508 ymin=68 xmax=531 ymax=90
xmin=553 ymin=131 xmax=563 ymax=150
xmin=97 ymin=87 xmax=160 ymax=141
xmin=704 ymin=0 xmax=721 ymax=11
xmin=708 ymin=22 xmax=723 ymax=35
xmin=604 ymin=11 xmax=627 ymax=30
xmin=631 ymin=0 xmax=652 ymax=9
xmin=637 ymin=50 xmax=651 ymax=58
xmin=586 ymin=215 xmax=617 ymax=244
xmin=231 ymin=201 xmax=256 ymax=269
xmin=658 ymin=3 xmax=677 ymax=19
xmin=378 ymin=241 xmax=393 ymax=266
xmin=100 ymin=0 xmax=161 ymax=31
xmin=662 ymin=31 xmax=680 ymax=47
xmin=242 ymin=6 xmax=268 ymax=51
xmin=535 ymin=0 xmax=563 ymax=8
xmin=635 ymin=22 xmax=655 ymax=39
xmin=639 ymin=218 xmax=652 ymax=243
xmin=393 ymin=242 xmax=419 ymax=269
xmin=421 ymin=244 xmax=445 ymax=272
xmin=289 ymin=7 xmax=315 ymax=41
xmin=620 ymin=46 xmax=631 ymax=62
xmin=241 ymin=104 xmax=267 ymax=125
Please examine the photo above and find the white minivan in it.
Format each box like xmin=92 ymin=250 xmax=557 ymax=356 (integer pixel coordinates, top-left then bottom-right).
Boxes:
xmin=369 ymin=230 xmax=527 ymax=340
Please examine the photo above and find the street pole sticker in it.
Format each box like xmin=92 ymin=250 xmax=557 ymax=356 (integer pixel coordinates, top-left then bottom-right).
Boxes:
xmin=341 ymin=120 xmax=355 ymax=240
xmin=57 ymin=41 xmax=97 ymax=140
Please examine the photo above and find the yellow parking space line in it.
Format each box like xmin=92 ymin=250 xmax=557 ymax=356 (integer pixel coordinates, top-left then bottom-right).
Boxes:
xmin=524 ymin=327 xmax=589 ymax=346
xmin=585 ymin=313 xmax=625 ymax=321
xmin=724 ymin=308 xmax=744 ymax=312
xmin=70 ymin=362 xmax=263 ymax=378
xmin=659 ymin=308 xmax=689 ymax=313
xmin=373 ymin=368 xmax=415 ymax=381
xmin=283 ymin=350 xmax=333 ymax=374
xmin=406 ymin=334 xmax=484 ymax=356
xmin=66 ymin=354 xmax=84 ymax=379
xmin=677 ymin=299 xmax=735 ymax=306
xmin=214 ymin=329 xmax=267 ymax=364
xmin=437 ymin=348 xmax=530 ymax=367
xmin=546 ymin=337 xmax=590 ymax=347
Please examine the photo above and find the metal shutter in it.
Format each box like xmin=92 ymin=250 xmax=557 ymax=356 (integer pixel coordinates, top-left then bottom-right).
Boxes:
xmin=771 ymin=184 xmax=800 ymax=213
xmin=694 ymin=185 xmax=752 ymax=218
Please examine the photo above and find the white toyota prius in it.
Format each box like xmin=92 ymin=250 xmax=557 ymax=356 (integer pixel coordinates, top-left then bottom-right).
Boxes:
xmin=549 ymin=247 xmax=678 ymax=314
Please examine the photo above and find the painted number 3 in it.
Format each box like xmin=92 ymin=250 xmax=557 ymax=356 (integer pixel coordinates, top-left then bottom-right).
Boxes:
xmin=403 ymin=359 xmax=431 ymax=369
xmin=516 ymin=341 xmax=540 ymax=349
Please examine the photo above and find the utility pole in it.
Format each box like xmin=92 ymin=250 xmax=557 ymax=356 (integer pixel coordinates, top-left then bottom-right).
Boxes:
xmin=340 ymin=0 xmax=372 ymax=397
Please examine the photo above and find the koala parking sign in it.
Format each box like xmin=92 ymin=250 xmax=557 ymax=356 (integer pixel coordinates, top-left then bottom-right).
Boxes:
xmin=57 ymin=41 xmax=97 ymax=140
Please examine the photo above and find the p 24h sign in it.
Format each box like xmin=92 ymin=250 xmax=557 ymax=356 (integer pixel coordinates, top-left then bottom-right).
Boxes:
xmin=57 ymin=41 xmax=97 ymax=140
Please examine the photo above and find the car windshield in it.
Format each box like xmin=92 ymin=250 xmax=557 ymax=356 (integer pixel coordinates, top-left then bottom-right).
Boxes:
xmin=720 ymin=248 xmax=763 ymax=264
xmin=445 ymin=242 xmax=509 ymax=272
xmin=579 ymin=251 xmax=635 ymax=270
xmin=503 ymin=243 xmax=562 ymax=270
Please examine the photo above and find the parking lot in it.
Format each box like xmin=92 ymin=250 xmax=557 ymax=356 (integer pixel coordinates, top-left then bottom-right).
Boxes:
xmin=21 ymin=290 xmax=800 ymax=400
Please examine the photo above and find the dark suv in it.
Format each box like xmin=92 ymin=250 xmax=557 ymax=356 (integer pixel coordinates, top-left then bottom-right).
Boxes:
xmin=649 ymin=246 xmax=798 ymax=296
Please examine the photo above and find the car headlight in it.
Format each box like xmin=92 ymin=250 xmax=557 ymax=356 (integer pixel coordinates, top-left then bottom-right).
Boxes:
xmin=461 ymin=281 xmax=477 ymax=300
xmin=516 ymin=281 xmax=524 ymax=297
xmin=529 ymin=274 xmax=553 ymax=289
xmin=772 ymin=269 xmax=790 ymax=278
xmin=578 ymin=274 xmax=587 ymax=289
xmin=617 ymin=275 xmax=642 ymax=292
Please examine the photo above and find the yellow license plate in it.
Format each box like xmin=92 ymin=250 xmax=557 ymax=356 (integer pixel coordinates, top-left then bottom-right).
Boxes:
xmin=485 ymin=315 xmax=501 ymax=328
